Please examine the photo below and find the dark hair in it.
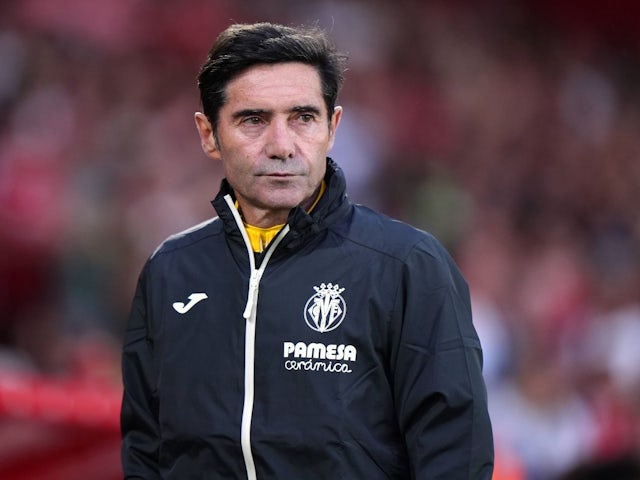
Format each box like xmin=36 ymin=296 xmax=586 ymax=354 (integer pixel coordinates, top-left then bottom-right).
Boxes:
xmin=197 ymin=22 xmax=347 ymax=128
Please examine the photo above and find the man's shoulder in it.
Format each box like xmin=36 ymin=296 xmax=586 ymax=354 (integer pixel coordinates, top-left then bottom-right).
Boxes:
xmin=150 ymin=217 xmax=223 ymax=260
xmin=339 ymin=205 xmax=443 ymax=261
xmin=343 ymin=205 xmax=466 ymax=291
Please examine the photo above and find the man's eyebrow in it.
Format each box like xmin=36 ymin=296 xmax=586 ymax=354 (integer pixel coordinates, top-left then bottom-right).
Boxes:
xmin=232 ymin=109 xmax=270 ymax=120
xmin=231 ymin=105 xmax=322 ymax=120
xmin=291 ymin=105 xmax=322 ymax=115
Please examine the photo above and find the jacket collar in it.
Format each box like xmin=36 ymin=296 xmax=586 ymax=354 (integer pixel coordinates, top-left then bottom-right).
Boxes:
xmin=211 ymin=158 xmax=350 ymax=251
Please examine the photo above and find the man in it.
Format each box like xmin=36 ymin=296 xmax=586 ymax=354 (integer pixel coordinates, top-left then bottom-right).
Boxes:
xmin=121 ymin=22 xmax=494 ymax=479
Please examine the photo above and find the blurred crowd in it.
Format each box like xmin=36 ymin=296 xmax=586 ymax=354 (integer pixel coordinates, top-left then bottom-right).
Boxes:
xmin=0 ymin=0 xmax=639 ymax=478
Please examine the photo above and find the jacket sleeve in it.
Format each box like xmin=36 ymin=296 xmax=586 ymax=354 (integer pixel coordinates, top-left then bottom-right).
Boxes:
xmin=390 ymin=237 xmax=494 ymax=479
xmin=121 ymin=262 xmax=162 ymax=479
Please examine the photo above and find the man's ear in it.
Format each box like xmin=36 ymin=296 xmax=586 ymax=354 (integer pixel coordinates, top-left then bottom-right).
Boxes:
xmin=194 ymin=112 xmax=220 ymax=159
xmin=327 ymin=106 xmax=343 ymax=151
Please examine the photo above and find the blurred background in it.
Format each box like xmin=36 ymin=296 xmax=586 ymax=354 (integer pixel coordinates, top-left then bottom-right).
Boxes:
xmin=1 ymin=0 xmax=639 ymax=478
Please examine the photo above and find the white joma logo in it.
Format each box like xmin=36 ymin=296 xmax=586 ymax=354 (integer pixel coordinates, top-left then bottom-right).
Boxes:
xmin=173 ymin=293 xmax=208 ymax=314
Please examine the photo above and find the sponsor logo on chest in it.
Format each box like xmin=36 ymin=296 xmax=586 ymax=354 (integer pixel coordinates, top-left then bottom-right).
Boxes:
xmin=283 ymin=283 xmax=357 ymax=374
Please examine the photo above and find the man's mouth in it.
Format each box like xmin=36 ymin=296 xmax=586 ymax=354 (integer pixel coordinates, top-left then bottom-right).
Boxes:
xmin=261 ymin=172 xmax=299 ymax=177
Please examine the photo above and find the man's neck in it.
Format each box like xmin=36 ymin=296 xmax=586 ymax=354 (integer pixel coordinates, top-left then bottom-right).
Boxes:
xmin=236 ymin=182 xmax=325 ymax=228
xmin=239 ymin=206 xmax=290 ymax=229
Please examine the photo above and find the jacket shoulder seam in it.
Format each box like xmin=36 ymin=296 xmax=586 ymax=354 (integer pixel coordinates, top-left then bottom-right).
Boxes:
xmin=329 ymin=227 xmax=438 ymax=264
xmin=150 ymin=217 xmax=223 ymax=260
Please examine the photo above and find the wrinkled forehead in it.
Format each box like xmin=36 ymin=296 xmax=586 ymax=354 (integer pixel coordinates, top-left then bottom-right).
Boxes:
xmin=223 ymin=63 xmax=327 ymax=115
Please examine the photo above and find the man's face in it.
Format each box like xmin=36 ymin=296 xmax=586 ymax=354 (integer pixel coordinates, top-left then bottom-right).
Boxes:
xmin=195 ymin=62 xmax=342 ymax=227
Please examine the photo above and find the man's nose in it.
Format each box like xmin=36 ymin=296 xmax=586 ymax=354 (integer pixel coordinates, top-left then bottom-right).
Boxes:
xmin=265 ymin=119 xmax=295 ymax=160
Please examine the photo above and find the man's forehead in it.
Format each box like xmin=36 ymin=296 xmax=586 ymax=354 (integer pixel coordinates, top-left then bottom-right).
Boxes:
xmin=224 ymin=63 xmax=326 ymax=112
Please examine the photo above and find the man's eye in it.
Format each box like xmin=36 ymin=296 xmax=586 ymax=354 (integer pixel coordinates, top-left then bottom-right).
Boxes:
xmin=243 ymin=116 xmax=263 ymax=125
xmin=299 ymin=114 xmax=315 ymax=123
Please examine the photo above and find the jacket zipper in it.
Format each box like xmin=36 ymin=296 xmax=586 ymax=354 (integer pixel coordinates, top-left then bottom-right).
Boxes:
xmin=224 ymin=195 xmax=290 ymax=480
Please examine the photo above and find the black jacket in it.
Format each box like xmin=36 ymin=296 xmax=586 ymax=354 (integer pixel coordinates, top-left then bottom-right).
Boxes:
xmin=121 ymin=159 xmax=494 ymax=479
